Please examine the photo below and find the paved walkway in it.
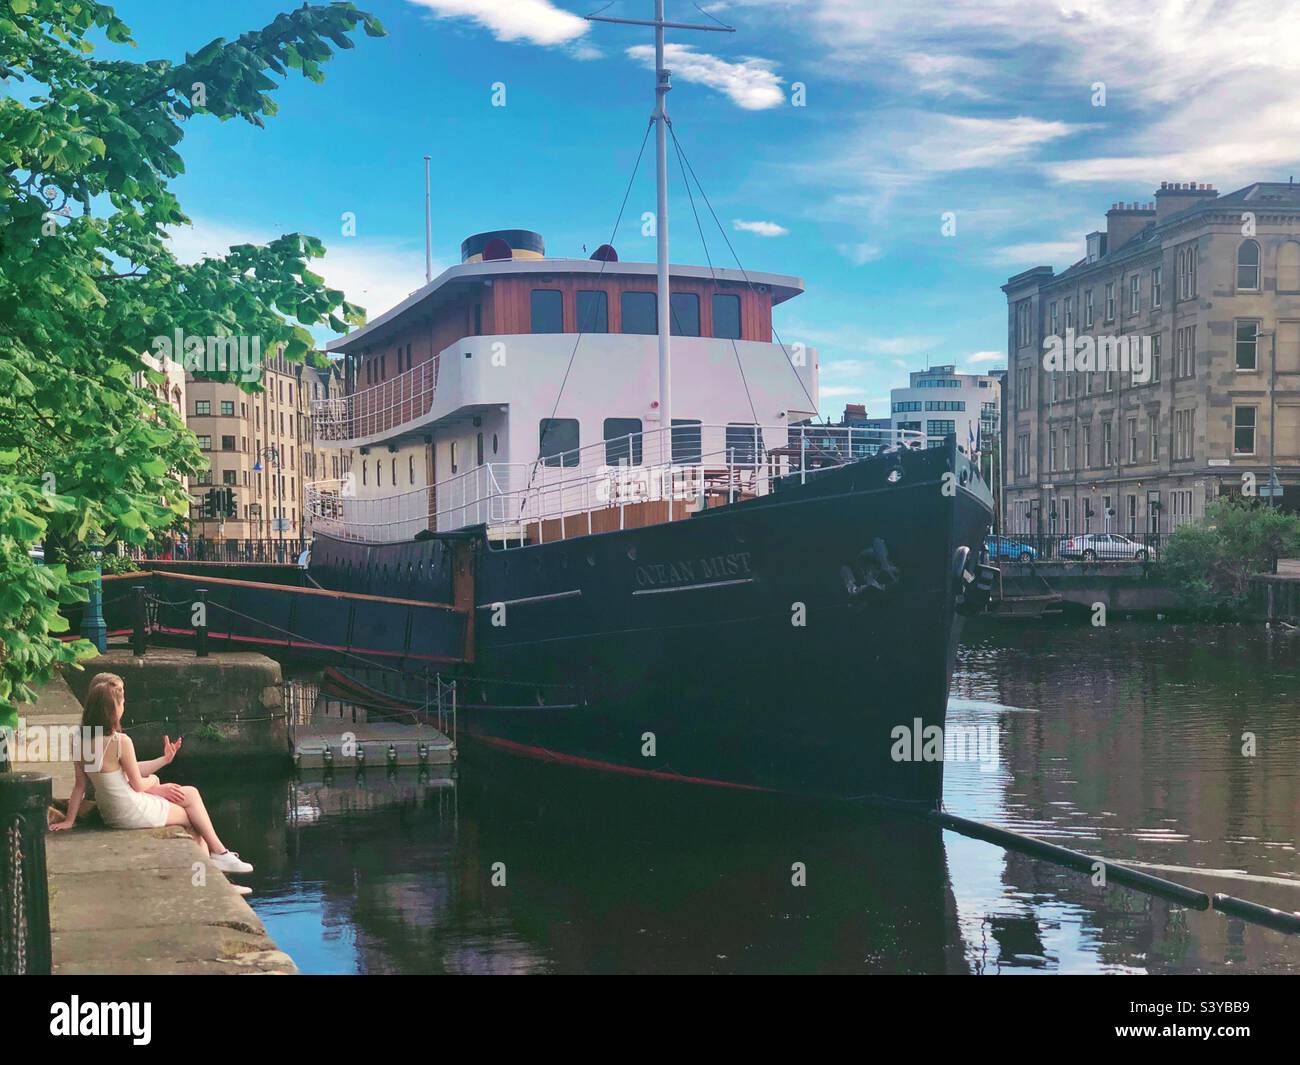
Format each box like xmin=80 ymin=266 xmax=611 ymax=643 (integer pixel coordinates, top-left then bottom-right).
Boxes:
xmin=13 ymin=672 xmax=295 ymax=974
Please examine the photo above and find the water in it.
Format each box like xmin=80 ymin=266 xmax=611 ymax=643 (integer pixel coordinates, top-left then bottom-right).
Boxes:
xmin=201 ymin=620 xmax=1300 ymax=974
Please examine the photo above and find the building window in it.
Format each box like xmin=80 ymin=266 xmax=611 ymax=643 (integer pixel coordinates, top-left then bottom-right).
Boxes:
xmin=1127 ymin=417 xmax=1138 ymax=463
xmin=893 ymin=401 xmax=922 ymax=413
xmin=530 ymin=289 xmax=564 ymax=333
xmin=1062 ymin=425 xmax=1073 ymax=469
xmin=221 ymin=435 xmax=235 ymax=451
xmin=1049 ymin=301 xmax=1059 ymax=337
xmin=1236 ymin=239 xmax=1261 ymax=291
xmin=1064 ymin=297 xmax=1073 ymax=329
xmin=927 ymin=419 xmax=955 ymax=444
xmin=1279 ymin=242 xmax=1300 ymax=294
xmin=672 ymin=419 xmax=702 ymax=464
xmin=539 ymin=418 xmax=579 ymax=467
xmin=195 ymin=400 xmax=211 ymax=416
xmin=1176 ymin=325 xmax=1196 ymax=377
xmin=1150 ymin=333 xmax=1161 ymax=383
xmin=1084 ymin=290 xmax=1094 ymax=328
xmin=1015 ymin=300 xmax=1031 ymax=348
xmin=1128 ymin=273 xmax=1140 ymax=315
xmin=1016 ymin=434 xmax=1030 ymax=477
xmin=1233 ymin=406 xmax=1257 ymax=454
xmin=1104 ymin=282 xmax=1115 ymax=321
xmin=1177 ymin=243 xmax=1197 ymax=300
xmin=1127 ymin=494 xmax=1137 ymax=536
xmin=1235 ymin=319 xmax=1259 ymax=370
xmin=1048 ymin=430 xmax=1058 ymax=472
xmin=1148 ymin=413 xmax=1159 ymax=462
xmin=1151 ymin=265 xmax=1162 ymax=308
xmin=712 ymin=294 xmax=741 ymax=339
xmin=575 ymin=291 xmax=609 ymax=333
xmin=1016 ymin=366 xmax=1030 ymax=410
xmin=924 ymin=400 xmax=965 ymax=412
xmin=1174 ymin=409 xmax=1194 ymax=459
xmin=222 ymin=469 xmax=237 ymax=486
xmin=603 ymin=418 xmax=643 ymax=465
xmin=1081 ymin=423 xmax=1092 ymax=467
xmin=1102 ymin=421 xmax=1113 ymax=465
xmin=669 ymin=292 xmax=700 ymax=337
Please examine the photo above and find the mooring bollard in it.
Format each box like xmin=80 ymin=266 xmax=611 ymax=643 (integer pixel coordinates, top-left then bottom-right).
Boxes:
xmin=132 ymin=583 xmax=148 ymax=657
xmin=0 ymin=772 xmax=53 ymax=975
xmin=195 ymin=588 xmax=209 ymax=658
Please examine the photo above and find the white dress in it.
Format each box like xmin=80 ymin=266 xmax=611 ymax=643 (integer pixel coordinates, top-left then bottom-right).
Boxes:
xmin=86 ymin=733 xmax=171 ymax=830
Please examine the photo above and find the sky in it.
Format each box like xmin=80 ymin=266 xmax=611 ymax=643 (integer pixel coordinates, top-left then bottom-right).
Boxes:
xmin=102 ymin=0 xmax=1300 ymax=417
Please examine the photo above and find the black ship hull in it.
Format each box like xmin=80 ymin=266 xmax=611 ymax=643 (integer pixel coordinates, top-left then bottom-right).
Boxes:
xmin=312 ymin=441 xmax=993 ymax=807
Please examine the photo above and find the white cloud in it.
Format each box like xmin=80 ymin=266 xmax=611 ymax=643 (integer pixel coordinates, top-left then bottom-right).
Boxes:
xmin=627 ymin=43 xmax=784 ymax=110
xmin=733 ymin=219 xmax=789 ymax=237
xmin=966 ymin=351 xmax=1004 ymax=365
xmin=837 ymin=242 xmax=882 ymax=265
xmin=405 ymin=0 xmax=587 ymax=46
xmin=819 ymin=385 xmax=865 ymax=398
xmin=989 ymin=239 xmax=1083 ymax=268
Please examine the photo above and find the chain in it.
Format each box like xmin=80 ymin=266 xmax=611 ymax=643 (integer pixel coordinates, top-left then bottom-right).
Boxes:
xmin=4 ymin=817 xmax=27 ymax=975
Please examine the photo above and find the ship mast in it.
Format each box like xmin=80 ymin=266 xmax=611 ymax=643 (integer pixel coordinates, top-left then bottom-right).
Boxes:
xmin=587 ymin=2 xmax=734 ymax=462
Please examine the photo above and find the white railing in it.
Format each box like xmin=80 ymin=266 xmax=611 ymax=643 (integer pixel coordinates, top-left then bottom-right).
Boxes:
xmin=306 ymin=424 xmax=934 ymax=546
xmin=311 ymin=357 xmax=439 ymax=443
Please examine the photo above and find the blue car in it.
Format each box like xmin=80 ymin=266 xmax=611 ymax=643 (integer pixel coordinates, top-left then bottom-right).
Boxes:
xmin=983 ymin=535 xmax=1038 ymax=563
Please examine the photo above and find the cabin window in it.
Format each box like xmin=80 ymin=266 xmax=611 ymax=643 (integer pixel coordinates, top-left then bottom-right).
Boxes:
xmin=361 ymin=461 xmax=367 ymax=486
xmin=450 ymin=441 xmax=459 ymax=474
xmin=476 ymin=432 xmax=484 ymax=466
xmin=576 ymin=290 xmax=609 ymax=333
xmin=492 ymin=433 xmax=499 ymax=455
xmin=391 ymin=458 xmax=397 ymax=484
xmin=712 ymin=294 xmax=741 ymax=339
xmin=671 ymin=419 xmax=702 ymax=464
xmin=725 ymin=424 xmax=764 ymax=466
xmin=409 ymin=456 xmax=415 ymax=484
xmin=539 ymin=418 xmax=579 ymax=467
xmin=621 ymin=291 xmax=657 ymax=335
xmin=670 ymin=292 xmax=700 ymax=337
xmin=603 ymin=418 xmax=643 ymax=466
xmin=530 ymin=289 xmax=564 ymax=333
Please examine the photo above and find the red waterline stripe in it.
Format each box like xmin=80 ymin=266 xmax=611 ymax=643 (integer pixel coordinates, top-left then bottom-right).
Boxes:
xmin=151 ymin=626 xmax=459 ymax=663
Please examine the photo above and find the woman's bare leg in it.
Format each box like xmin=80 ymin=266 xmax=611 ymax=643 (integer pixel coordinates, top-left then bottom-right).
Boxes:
xmin=163 ymin=787 xmax=226 ymax=854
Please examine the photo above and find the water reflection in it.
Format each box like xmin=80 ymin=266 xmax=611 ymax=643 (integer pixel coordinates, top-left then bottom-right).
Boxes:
xmin=200 ymin=620 xmax=1299 ymax=974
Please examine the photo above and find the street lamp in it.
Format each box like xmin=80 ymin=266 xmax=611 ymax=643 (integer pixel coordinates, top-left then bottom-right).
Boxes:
xmin=252 ymin=446 xmax=284 ymax=549
xmin=1253 ymin=328 xmax=1280 ymax=507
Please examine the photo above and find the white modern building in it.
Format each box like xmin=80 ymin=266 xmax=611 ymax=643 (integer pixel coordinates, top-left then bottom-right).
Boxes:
xmin=889 ymin=365 xmax=1001 ymax=452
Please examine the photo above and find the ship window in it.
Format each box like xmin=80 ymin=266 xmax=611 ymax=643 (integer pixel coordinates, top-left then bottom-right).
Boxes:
xmin=725 ymin=424 xmax=764 ymax=466
xmin=450 ymin=441 xmax=459 ymax=474
xmin=409 ymin=456 xmax=415 ymax=484
xmin=712 ymin=294 xmax=741 ymax=339
xmin=492 ymin=433 xmax=499 ymax=455
xmin=603 ymin=419 xmax=643 ymax=466
xmin=576 ymin=291 xmax=608 ymax=333
xmin=539 ymin=418 xmax=579 ymax=467
xmin=530 ymin=289 xmax=564 ymax=333
xmin=476 ymin=432 xmax=484 ymax=466
xmin=621 ymin=291 xmax=657 ymax=335
xmin=671 ymin=419 xmax=702 ymax=463
xmin=670 ymin=292 xmax=700 ymax=337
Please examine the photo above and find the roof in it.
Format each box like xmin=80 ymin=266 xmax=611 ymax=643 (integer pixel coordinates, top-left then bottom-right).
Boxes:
xmin=326 ymin=257 xmax=806 ymax=353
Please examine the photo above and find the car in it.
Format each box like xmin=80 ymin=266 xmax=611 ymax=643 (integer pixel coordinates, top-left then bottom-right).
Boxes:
xmin=1057 ymin=532 xmax=1155 ymax=562
xmin=983 ymin=535 xmax=1038 ymax=563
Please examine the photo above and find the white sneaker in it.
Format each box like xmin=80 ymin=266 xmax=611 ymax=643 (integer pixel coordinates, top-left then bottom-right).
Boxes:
xmin=210 ymin=850 xmax=253 ymax=875
xmin=232 ymin=884 xmax=253 ymax=897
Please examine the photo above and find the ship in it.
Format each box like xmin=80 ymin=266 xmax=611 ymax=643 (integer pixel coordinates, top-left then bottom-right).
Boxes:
xmin=303 ymin=4 xmax=995 ymax=807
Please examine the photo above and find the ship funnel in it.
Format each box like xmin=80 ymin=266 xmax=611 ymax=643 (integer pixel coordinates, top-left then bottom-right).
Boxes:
xmin=461 ymin=229 xmax=545 ymax=263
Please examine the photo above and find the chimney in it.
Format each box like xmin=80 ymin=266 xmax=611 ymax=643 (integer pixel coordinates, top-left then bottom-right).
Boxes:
xmin=1105 ymin=201 xmax=1156 ymax=253
xmin=1154 ymin=181 xmax=1218 ymax=225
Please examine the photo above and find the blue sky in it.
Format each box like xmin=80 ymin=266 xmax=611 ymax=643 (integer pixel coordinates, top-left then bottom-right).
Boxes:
xmin=103 ymin=0 xmax=1300 ymax=416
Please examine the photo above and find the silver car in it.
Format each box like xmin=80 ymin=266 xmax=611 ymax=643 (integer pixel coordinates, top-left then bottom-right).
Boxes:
xmin=1057 ymin=532 xmax=1155 ymax=562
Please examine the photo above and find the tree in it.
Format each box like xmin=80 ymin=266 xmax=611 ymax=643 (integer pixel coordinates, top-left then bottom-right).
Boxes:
xmin=0 ymin=1 xmax=385 ymax=728
xmin=1158 ymin=498 xmax=1300 ymax=616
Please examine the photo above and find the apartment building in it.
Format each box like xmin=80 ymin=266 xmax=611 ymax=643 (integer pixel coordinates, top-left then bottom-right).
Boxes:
xmin=1003 ymin=181 xmax=1300 ymax=539
xmin=187 ymin=355 xmax=350 ymax=541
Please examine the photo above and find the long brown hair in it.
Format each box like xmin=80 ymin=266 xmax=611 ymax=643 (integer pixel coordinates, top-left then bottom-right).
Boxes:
xmin=82 ymin=673 xmax=125 ymax=734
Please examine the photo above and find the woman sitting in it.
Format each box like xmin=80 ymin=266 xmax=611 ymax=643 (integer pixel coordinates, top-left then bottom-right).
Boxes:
xmin=51 ymin=672 xmax=252 ymax=877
